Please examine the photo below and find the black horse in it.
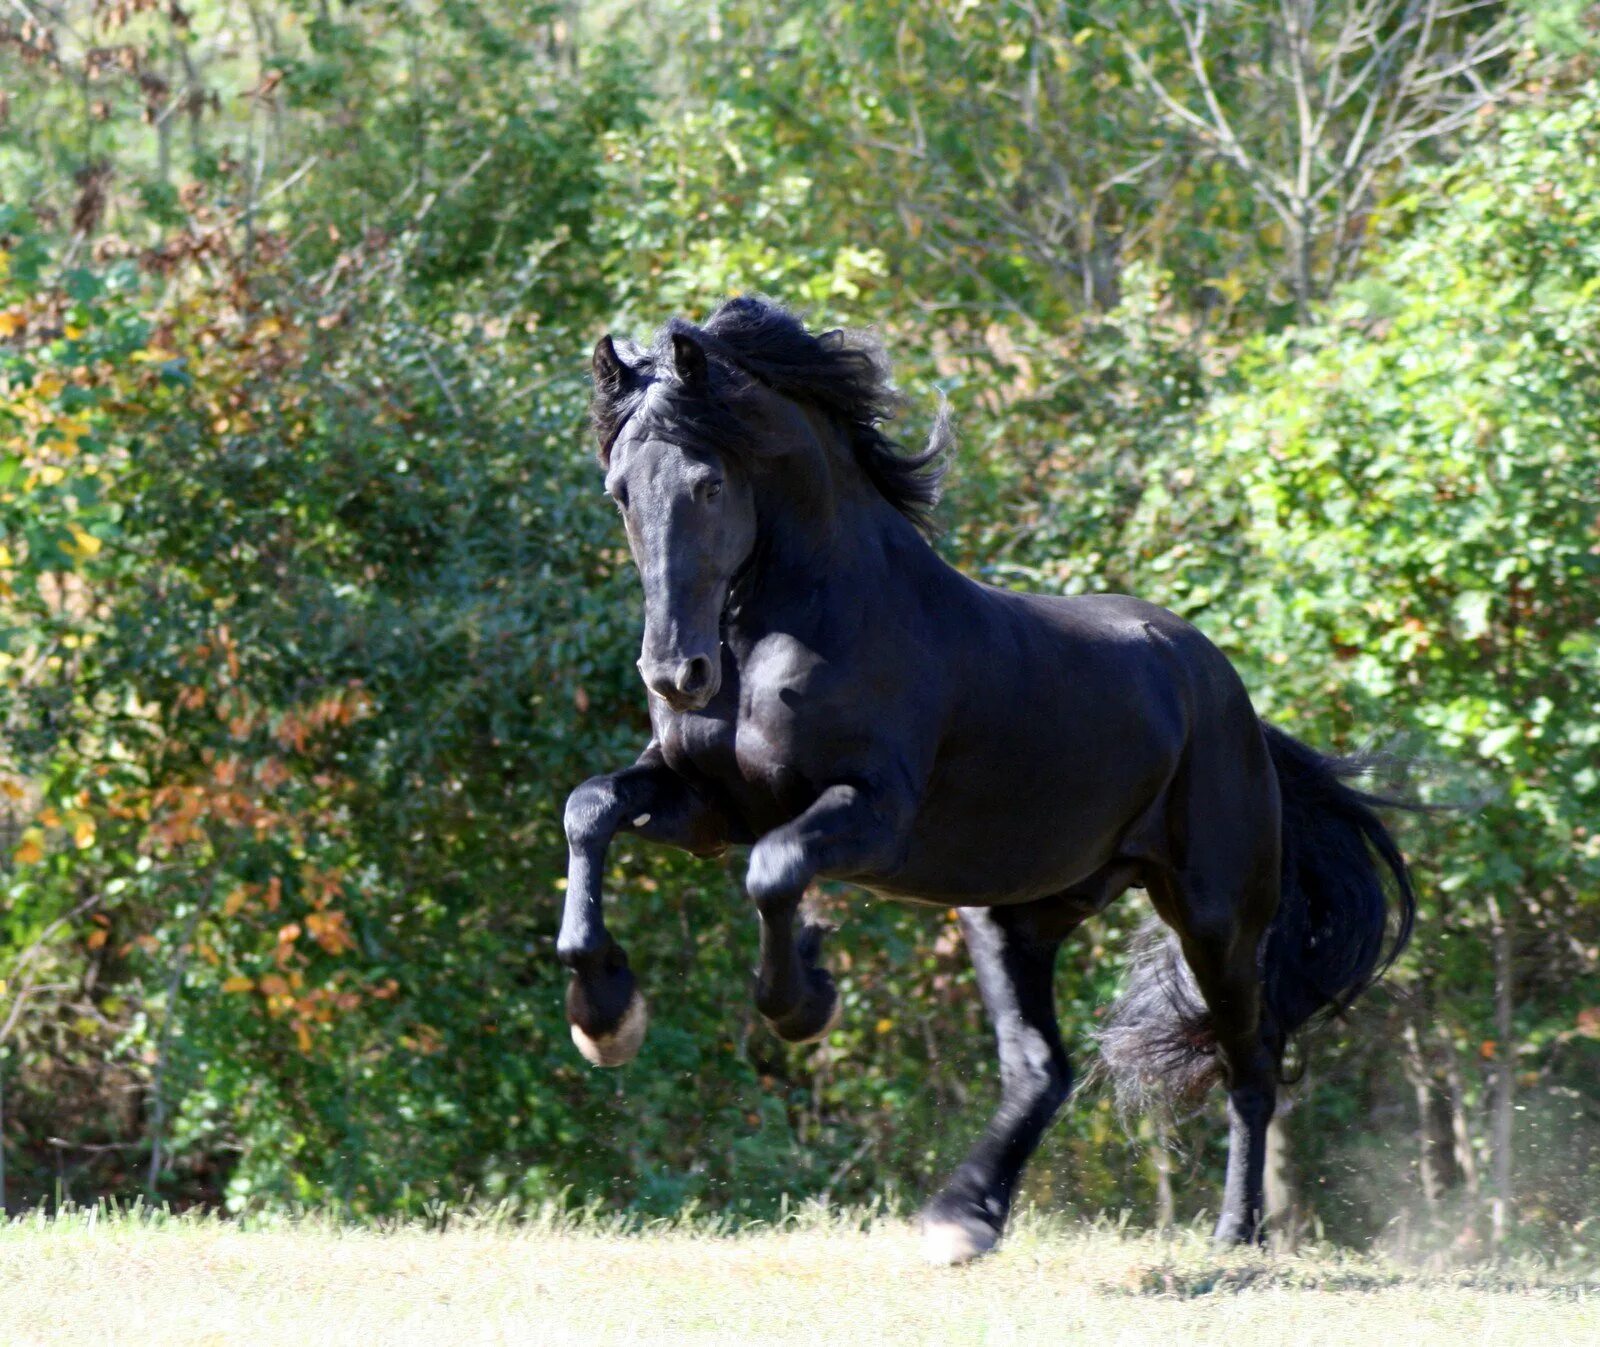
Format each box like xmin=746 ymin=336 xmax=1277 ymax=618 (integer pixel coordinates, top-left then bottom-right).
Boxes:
xmin=557 ymin=296 xmax=1415 ymax=1260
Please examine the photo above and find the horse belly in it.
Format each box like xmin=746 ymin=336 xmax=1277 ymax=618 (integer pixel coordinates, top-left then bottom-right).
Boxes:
xmin=869 ymin=789 xmax=1150 ymax=905
xmin=864 ymin=690 xmax=1182 ymax=905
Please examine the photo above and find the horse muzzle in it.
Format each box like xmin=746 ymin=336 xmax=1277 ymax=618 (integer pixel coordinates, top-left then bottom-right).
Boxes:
xmin=638 ymin=653 xmax=719 ymax=712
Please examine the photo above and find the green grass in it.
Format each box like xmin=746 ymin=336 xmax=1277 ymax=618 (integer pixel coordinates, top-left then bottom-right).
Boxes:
xmin=2 ymin=1206 xmax=1594 ymax=1346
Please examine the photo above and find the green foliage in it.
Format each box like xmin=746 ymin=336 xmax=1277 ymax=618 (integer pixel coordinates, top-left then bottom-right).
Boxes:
xmin=1124 ymin=88 xmax=1600 ymax=1250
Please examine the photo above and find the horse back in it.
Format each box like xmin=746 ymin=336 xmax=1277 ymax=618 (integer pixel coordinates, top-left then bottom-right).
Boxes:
xmin=864 ymin=587 xmax=1257 ymax=904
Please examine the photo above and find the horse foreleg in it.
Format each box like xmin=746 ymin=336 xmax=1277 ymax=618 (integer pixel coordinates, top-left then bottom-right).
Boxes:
xmin=745 ymin=782 xmax=908 ymax=1044
xmin=921 ymin=900 xmax=1078 ymax=1265
xmin=559 ymin=751 xmax=731 ymax=1067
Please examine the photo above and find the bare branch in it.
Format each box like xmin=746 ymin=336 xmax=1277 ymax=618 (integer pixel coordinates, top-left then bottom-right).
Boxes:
xmin=1111 ymin=0 xmax=1518 ymax=306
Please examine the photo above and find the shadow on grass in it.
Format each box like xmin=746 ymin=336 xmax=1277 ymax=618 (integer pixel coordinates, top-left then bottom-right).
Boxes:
xmin=1111 ymin=1253 xmax=1600 ymax=1301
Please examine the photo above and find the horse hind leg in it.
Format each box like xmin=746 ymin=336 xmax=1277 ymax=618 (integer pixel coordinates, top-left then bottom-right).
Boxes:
xmin=1147 ymin=842 xmax=1282 ymax=1245
xmin=921 ymin=897 xmax=1083 ymax=1265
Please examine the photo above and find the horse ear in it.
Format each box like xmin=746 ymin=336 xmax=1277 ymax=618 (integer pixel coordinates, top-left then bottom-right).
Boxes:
xmin=593 ymin=335 xmax=629 ymax=396
xmin=671 ymin=330 xmax=708 ymax=388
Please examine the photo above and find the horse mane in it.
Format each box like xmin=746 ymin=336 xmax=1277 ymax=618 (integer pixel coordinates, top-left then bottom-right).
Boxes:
xmin=591 ymin=295 xmax=950 ymax=535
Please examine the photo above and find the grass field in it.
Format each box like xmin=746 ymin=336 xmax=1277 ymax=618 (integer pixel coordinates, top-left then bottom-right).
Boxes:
xmin=2 ymin=1208 xmax=1594 ymax=1346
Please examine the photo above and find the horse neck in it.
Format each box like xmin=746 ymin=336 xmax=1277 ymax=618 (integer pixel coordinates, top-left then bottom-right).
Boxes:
xmin=731 ymin=439 xmax=932 ymax=637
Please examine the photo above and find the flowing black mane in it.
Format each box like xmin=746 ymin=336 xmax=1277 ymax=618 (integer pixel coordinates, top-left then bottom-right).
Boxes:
xmin=591 ymin=296 xmax=949 ymax=534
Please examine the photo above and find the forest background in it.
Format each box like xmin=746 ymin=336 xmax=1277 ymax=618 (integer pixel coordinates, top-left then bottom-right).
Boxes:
xmin=1 ymin=0 xmax=1598 ymax=1260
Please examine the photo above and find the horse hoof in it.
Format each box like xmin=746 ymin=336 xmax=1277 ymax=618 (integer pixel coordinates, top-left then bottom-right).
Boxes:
xmin=570 ymin=991 xmax=648 ymax=1067
xmin=788 ymin=987 xmax=843 ymax=1044
xmin=921 ymin=1216 xmax=998 ymax=1266
xmin=766 ymin=979 xmax=841 ymax=1044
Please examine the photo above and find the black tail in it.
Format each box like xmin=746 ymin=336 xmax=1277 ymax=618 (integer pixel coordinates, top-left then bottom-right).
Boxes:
xmin=1097 ymin=723 xmax=1419 ymax=1114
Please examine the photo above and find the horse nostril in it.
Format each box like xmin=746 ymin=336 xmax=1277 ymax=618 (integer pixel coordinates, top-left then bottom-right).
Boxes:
xmin=675 ymin=656 xmax=714 ymax=698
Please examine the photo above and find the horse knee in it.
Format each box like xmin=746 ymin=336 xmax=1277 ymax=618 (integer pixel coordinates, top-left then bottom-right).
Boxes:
xmin=746 ymin=835 xmax=808 ymax=914
xmin=564 ymin=776 xmax=617 ymax=849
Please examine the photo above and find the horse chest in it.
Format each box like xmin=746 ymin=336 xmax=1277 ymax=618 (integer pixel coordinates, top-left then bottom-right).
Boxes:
xmin=658 ymin=646 xmax=827 ymax=830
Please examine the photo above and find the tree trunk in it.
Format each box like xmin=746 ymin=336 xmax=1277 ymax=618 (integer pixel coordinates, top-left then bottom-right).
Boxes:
xmin=1288 ymin=207 xmax=1318 ymax=322
xmin=1441 ymin=1032 xmax=1483 ymax=1257
xmin=1486 ymin=893 xmax=1517 ymax=1251
xmin=1152 ymin=1119 xmax=1175 ymax=1232
xmin=1264 ymin=1111 xmax=1299 ymax=1249
xmin=1442 ymin=1036 xmax=1480 ymax=1196
xmin=1404 ymin=1019 xmax=1463 ymax=1209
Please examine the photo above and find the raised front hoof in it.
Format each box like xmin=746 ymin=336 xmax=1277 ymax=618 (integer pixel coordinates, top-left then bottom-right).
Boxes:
xmin=570 ymin=991 xmax=648 ymax=1068
xmin=920 ymin=1212 xmax=1001 ymax=1267
xmin=760 ymin=973 xmax=841 ymax=1045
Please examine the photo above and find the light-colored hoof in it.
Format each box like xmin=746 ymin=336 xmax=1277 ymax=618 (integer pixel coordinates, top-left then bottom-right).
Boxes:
xmin=570 ymin=992 xmax=648 ymax=1068
xmin=921 ymin=1219 xmax=998 ymax=1267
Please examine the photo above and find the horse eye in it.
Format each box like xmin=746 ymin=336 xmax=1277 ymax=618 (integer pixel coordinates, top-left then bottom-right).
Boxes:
xmin=703 ymin=480 xmax=723 ymax=501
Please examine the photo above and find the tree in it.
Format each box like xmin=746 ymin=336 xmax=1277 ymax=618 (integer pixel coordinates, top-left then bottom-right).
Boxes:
xmin=1107 ymin=0 xmax=1518 ymax=316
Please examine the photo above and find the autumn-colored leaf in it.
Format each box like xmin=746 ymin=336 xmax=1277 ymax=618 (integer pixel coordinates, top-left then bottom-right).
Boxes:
xmin=65 ymin=525 xmax=103 ymax=559
xmin=306 ymin=909 xmax=355 ymax=956
xmin=12 ymin=830 xmax=44 ymax=865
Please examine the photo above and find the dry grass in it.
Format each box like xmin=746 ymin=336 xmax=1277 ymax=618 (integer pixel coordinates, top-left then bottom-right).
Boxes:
xmin=2 ymin=1206 xmax=1594 ymax=1346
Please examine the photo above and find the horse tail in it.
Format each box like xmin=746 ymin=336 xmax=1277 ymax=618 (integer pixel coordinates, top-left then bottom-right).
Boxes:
xmin=1098 ymin=722 xmax=1419 ymax=1114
